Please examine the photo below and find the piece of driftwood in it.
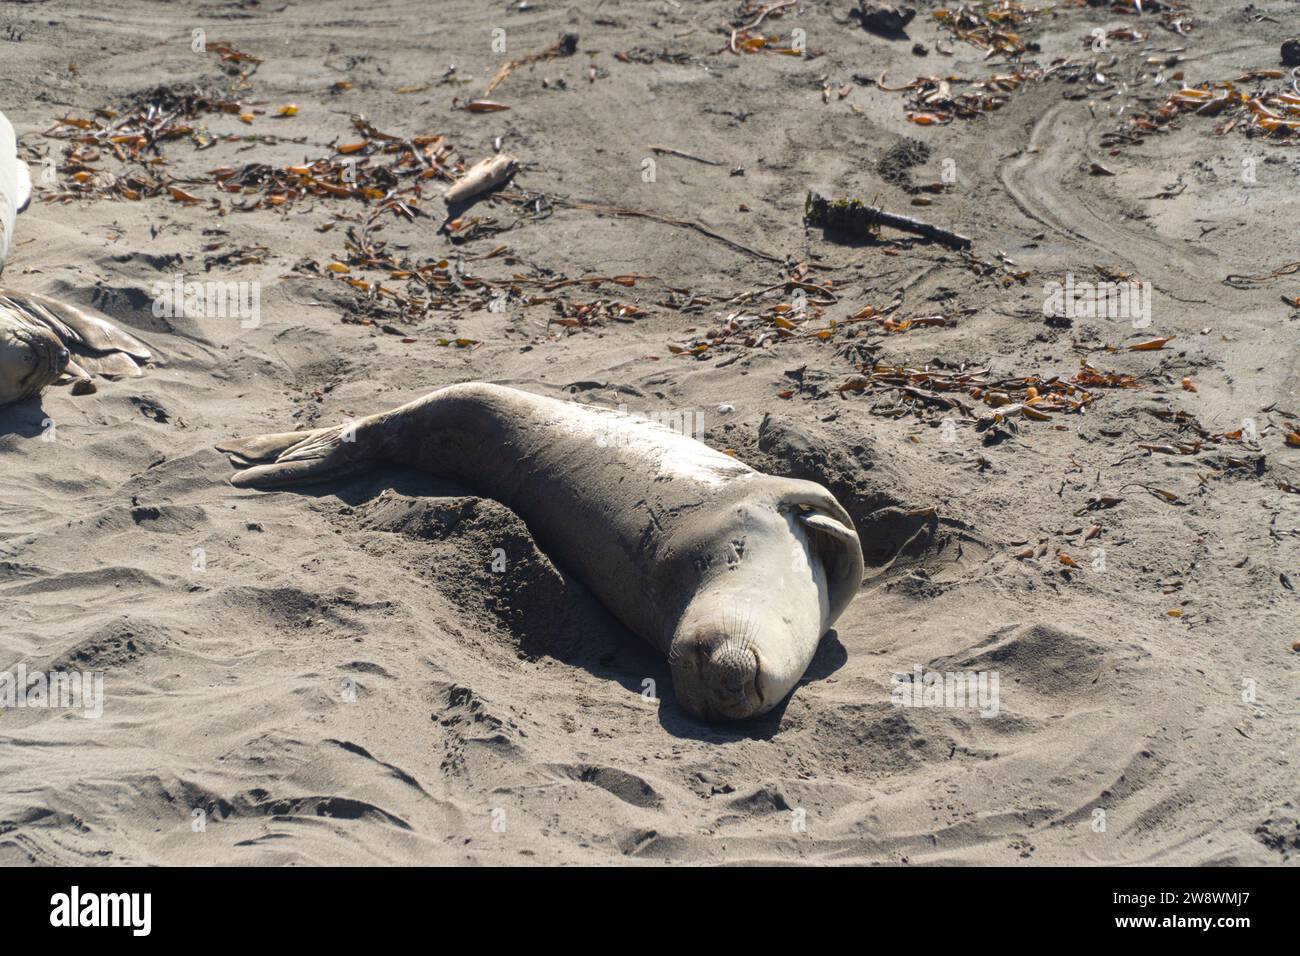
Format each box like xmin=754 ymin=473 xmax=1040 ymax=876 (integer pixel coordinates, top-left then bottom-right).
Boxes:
xmin=445 ymin=154 xmax=519 ymax=205
xmin=805 ymin=191 xmax=972 ymax=249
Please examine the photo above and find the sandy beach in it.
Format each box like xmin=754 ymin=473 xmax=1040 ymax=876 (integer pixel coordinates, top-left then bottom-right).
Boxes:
xmin=0 ymin=0 xmax=1296 ymax=865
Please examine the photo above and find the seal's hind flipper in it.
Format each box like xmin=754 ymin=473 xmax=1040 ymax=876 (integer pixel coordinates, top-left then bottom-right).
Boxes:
xmin=216 ymin=428 xmax=333 ymax=464
xmin=230 ymin=456 xmax=356 ymax=487
xmin=219 ymin=425 xmax=369 ymax=487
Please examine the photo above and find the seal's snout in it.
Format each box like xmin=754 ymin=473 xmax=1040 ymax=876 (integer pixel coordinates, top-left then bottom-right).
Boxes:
xmin=702 ymin=640 xmax=761 ymax=719
xmin=672 ymin=630 xmax=764 ymax=721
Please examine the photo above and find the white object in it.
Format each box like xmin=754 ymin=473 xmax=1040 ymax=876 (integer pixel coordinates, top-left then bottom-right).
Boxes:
xmin=0 ymin=110 xmax=33 ymax=276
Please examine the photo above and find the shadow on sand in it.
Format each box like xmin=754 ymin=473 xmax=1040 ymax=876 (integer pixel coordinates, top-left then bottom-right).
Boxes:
xmin=0 ymin=396 xmax=57 ymax=440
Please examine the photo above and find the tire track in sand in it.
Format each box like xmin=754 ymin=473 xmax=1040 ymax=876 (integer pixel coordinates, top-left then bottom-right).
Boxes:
xmin=999 ymin=100 xmax=1215 ymax=286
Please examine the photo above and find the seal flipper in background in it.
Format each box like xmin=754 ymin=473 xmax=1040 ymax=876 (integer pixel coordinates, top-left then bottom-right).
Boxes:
xmin=0 ymin=290 xmax=151 ymax=380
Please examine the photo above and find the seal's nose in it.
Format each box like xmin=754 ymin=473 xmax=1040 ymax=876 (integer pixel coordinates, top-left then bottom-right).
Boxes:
xmin=699 ymin=638 xmax=761 ymax=719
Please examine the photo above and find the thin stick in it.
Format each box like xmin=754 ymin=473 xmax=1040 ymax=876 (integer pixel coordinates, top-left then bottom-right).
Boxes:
xmin=559 ymin=198 xmax=784 ymax=262
xmin=650 ymin=145 xmax=725 ymax=166
xmin=492 ymin=190 xmax=785 ymax=263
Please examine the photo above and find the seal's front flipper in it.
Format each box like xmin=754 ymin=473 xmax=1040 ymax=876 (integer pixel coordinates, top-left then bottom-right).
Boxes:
xmin=218 ymin=424 xmax=370 ymax=487
xmin=799 ymin=511 xmax=864 ymax=620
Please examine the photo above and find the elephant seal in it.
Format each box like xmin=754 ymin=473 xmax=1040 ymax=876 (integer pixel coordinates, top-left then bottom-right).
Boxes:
xmin=0 ymin=291 xmax=153 ymax=405
xmin=0 ymin=110 xmax=151 ymax=406
xmin=218 ymin=383 xmax=865 ymax=721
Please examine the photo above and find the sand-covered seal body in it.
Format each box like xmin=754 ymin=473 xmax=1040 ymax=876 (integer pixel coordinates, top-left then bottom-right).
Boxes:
xmin=218 ymin=383 xmax=865 ymax=721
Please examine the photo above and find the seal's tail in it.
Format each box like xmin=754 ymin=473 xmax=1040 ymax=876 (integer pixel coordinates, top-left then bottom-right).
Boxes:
xmin=217 ymin=422 xmax=372 ymax=487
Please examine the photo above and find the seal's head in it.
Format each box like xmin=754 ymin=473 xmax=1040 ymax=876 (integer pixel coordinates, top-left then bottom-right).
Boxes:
xmin=668 ymin=486 xmax=864 ymax=721
xmin=0 ymin=315 xmax=68 ymax=405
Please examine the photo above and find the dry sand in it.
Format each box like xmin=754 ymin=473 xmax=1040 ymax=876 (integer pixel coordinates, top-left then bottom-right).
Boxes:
xmin=0 ymin=0 xmax=1297 ymax=865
